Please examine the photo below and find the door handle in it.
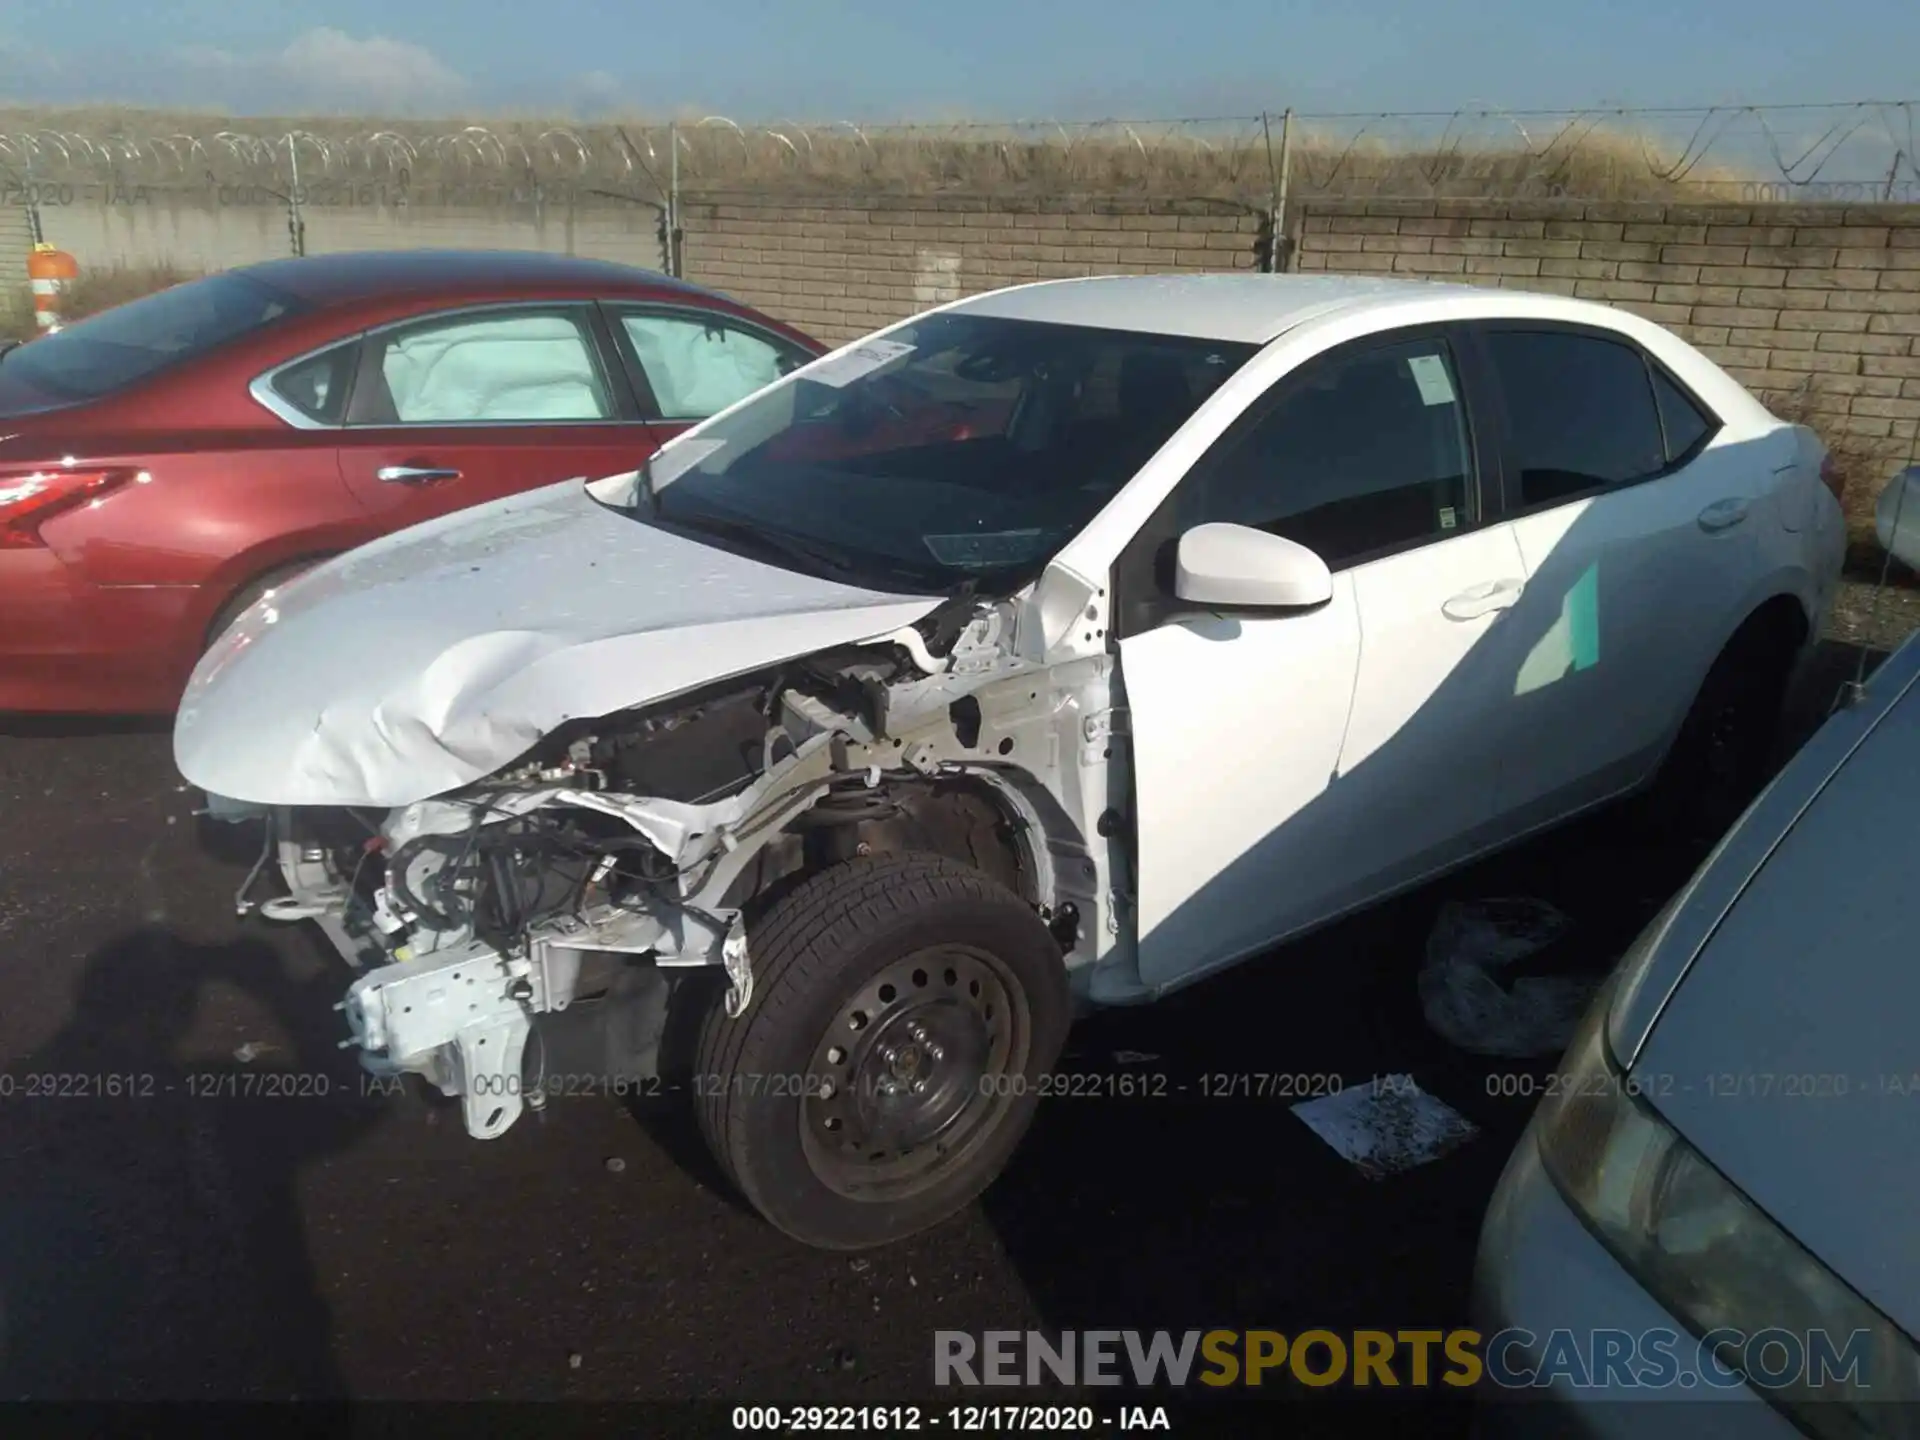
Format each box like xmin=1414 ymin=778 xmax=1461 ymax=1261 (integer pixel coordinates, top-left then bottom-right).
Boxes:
xmin=1442 ymin=577 xmax=1525 ymax=621
xmin=376 ymin=465 xmax=461 ymax=486
xmin=1697 ymin=498 xmax=1749 ymax=533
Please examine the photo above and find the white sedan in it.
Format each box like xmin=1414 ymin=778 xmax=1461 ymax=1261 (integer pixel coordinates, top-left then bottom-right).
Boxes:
xmin=173 ymin=274 xmax=1846 ymax=1249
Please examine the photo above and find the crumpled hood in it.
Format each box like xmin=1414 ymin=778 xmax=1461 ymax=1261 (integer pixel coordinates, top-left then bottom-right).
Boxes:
xmin=174 ymin=478 xmax=942 ymax=807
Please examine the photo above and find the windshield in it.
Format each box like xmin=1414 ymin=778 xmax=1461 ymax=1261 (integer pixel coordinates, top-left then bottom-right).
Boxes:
xmin=629 ymin=313 xmax=1257 ymax=594
xmin=0 ymin=270 xmax=308 ymax=413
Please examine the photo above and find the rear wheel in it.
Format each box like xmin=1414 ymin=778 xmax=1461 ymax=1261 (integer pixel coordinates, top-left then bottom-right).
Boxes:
xmin=693 ymin=853 xmax=1070 ymax=1250
xmin=1644 ymin=624 xmax=1798 ymax=849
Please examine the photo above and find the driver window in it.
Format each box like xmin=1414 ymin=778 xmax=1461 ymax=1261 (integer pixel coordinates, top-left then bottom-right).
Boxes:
xmin=617 ymin=309 xmax=810 ymax=420
xmin=1181 ymin=337 xmax=1476 ymax=569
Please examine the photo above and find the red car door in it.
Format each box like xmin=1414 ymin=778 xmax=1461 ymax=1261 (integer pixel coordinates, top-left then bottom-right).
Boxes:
xmin=332 ymin=301 xmax=666 ymax=529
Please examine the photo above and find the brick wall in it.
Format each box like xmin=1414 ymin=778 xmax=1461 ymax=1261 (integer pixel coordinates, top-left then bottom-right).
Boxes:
xmin=1293 ymin=200 xmax=1920 ymax=443
xmin=678 ymin=191 xmax=1268 ymax=346
xmin=26 ymin=185 xmax=1920 ymax=448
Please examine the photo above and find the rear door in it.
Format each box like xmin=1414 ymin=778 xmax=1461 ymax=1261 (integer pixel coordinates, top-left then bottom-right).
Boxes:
xmin=333 ymin=302 xmax=663 ymax=531
xmin=1465 ymin=324 xmax=1754 ymax=820
xmin=600 ymin=301 xmax=816 ymax=446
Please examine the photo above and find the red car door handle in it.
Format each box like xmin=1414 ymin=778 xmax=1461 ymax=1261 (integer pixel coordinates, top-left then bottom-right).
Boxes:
xmin=376 ymin=465 xmax=461 ymax=486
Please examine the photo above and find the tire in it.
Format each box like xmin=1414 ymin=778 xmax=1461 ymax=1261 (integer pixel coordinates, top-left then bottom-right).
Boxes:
xmin=693 ymin=852 xmax=1070 ymax=1250
xmin=203 ymin=560 xmax=320 ymax=652
xmin=1643 ymin=625 xmax=1797 ymax=848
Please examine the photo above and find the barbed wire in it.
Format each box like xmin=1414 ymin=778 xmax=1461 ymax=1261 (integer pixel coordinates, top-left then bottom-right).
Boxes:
xmin=0 ymin=102 xmax=1911 ymax=201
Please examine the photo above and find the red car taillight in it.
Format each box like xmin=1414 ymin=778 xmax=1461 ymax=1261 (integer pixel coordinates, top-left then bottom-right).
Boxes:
xmin=0 ymin=468 xmax=133 ymax=548
xmin=1819 ymin=454 xmax=1846 ymax=505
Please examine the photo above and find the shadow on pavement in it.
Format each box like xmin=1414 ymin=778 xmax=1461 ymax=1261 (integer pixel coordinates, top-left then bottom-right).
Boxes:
xmin=0 ymin=926 xmax=384 ymax=1400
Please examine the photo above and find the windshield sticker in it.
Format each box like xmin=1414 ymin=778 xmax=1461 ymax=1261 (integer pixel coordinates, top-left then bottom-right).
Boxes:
xmin=649 ymin=437 xmax=727 ymax=487
xmin=1406 ymin=354 xmax=1457 ymax=407
xmin=924 ymin=529 xmax=1053 ymax=568
xmin=802 ymin=339 xmax=917 ymax=389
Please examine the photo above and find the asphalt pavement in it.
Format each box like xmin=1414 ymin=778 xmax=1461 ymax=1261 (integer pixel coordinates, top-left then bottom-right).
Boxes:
xmin=0 ymin=613 xmax=1896 ymax=1430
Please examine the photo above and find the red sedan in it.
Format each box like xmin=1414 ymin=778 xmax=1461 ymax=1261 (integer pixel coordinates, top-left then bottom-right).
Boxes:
xmin=0 ymin=250 xmax=822 ymax=713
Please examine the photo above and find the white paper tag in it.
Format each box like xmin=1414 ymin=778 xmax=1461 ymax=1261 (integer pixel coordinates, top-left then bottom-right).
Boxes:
xmin=1406 ymin=354 xmax=1457 ymax=407
xmin=802 ymin=339 xmax=916 ymax=389
xmin=1292 ymin=1076 xmax=1479 ymax=1180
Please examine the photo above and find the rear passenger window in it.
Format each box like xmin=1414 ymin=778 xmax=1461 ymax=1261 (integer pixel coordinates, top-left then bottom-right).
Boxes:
xmin=1181 ymin=337 xmax=1475 ymax=568
xmin=269 ymin=341 xmax=357 ymax=425
xmin=1482 ymin=330 xmax=1667 ymax=508
xmin=1652 ymin=367 xmax=1715 ymax=464
xmin=357 ymin=309 xmax=614 ymax=424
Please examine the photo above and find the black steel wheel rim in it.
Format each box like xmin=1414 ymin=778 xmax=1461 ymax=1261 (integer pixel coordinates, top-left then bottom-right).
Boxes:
xmin=801 ymin=944 xmax=1030 ymax=1201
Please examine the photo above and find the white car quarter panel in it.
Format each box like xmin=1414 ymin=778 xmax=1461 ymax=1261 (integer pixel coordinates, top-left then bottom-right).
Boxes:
xmin=1122 ymin=576 xmax=1361 ymax=987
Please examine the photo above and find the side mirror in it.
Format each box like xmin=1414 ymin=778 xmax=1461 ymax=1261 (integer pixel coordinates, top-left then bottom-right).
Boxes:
xmin=1173 ymin=522 xmax=1333 ymax=609
xmin=1877 ymin=465 xmax=1920 ymax=572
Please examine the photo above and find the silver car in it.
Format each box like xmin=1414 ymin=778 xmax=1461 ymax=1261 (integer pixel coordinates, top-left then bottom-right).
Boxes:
xmin=1472 ymin=623 xmax=1920 ymax=1437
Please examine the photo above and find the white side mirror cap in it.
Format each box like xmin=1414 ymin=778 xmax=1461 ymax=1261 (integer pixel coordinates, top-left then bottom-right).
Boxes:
xmin=1877 ymin=465 xmax=1920 ymax=571
xmin=1174 ymin=522 xmax=1334 ymax=609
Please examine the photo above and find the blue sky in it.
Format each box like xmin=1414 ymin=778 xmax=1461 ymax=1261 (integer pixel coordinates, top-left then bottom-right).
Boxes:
xmin=0 ymin=0 xmax=1913 ymax=119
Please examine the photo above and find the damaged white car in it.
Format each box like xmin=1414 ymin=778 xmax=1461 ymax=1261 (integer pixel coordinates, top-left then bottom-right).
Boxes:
xmin=175 ymin=274 xmax=1845 ymax=1249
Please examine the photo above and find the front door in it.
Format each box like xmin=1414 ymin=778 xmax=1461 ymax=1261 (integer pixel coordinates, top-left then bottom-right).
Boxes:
xmin=1121 ymin=330 xmax=1527 ymax=989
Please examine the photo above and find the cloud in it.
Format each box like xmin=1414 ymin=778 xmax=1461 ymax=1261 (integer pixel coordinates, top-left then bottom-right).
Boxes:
xmin=274 ymin=29 xmax=466 ymax=111
xmin=4 ymin=29 xmax=468 ymax=114
xmin=567 ymin=69 xmax=625 ymax=116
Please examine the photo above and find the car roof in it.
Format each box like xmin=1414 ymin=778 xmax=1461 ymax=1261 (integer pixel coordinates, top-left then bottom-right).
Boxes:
xmin=948 ymin=272 xmax=1642 ymax=345
xmin=233 ymin=249 xmax=714 ymax=307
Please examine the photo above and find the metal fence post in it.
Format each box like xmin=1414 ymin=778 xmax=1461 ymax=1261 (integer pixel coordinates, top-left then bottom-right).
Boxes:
xmin=668 ymin=120 xmax=682 ymax=277
xmin=1275 ymin=108 xmax=1295 ymax=272
xmin=21 ymin=150 xmax=44 ymax=248
xmin=1259 ymin=109 xmax=1295 ymax=272
xmin=285 ymin=133 xmax=307 ymax=258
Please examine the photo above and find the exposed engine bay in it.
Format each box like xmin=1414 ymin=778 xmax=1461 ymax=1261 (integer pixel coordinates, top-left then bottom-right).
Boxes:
xmin=235 ymin=595 xmax=1129 ymax=1140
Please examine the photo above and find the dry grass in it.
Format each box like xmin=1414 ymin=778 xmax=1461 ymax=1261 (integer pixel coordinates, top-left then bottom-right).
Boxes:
xmin=1 ymin=262 xmax=201 ymax=342
xmin=0 ymin=106 xmax=1746 ymax=200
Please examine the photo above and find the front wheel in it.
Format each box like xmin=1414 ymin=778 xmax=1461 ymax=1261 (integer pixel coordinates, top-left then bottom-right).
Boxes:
xmin=693 ymin=853 xmax=1070 ymax=1250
